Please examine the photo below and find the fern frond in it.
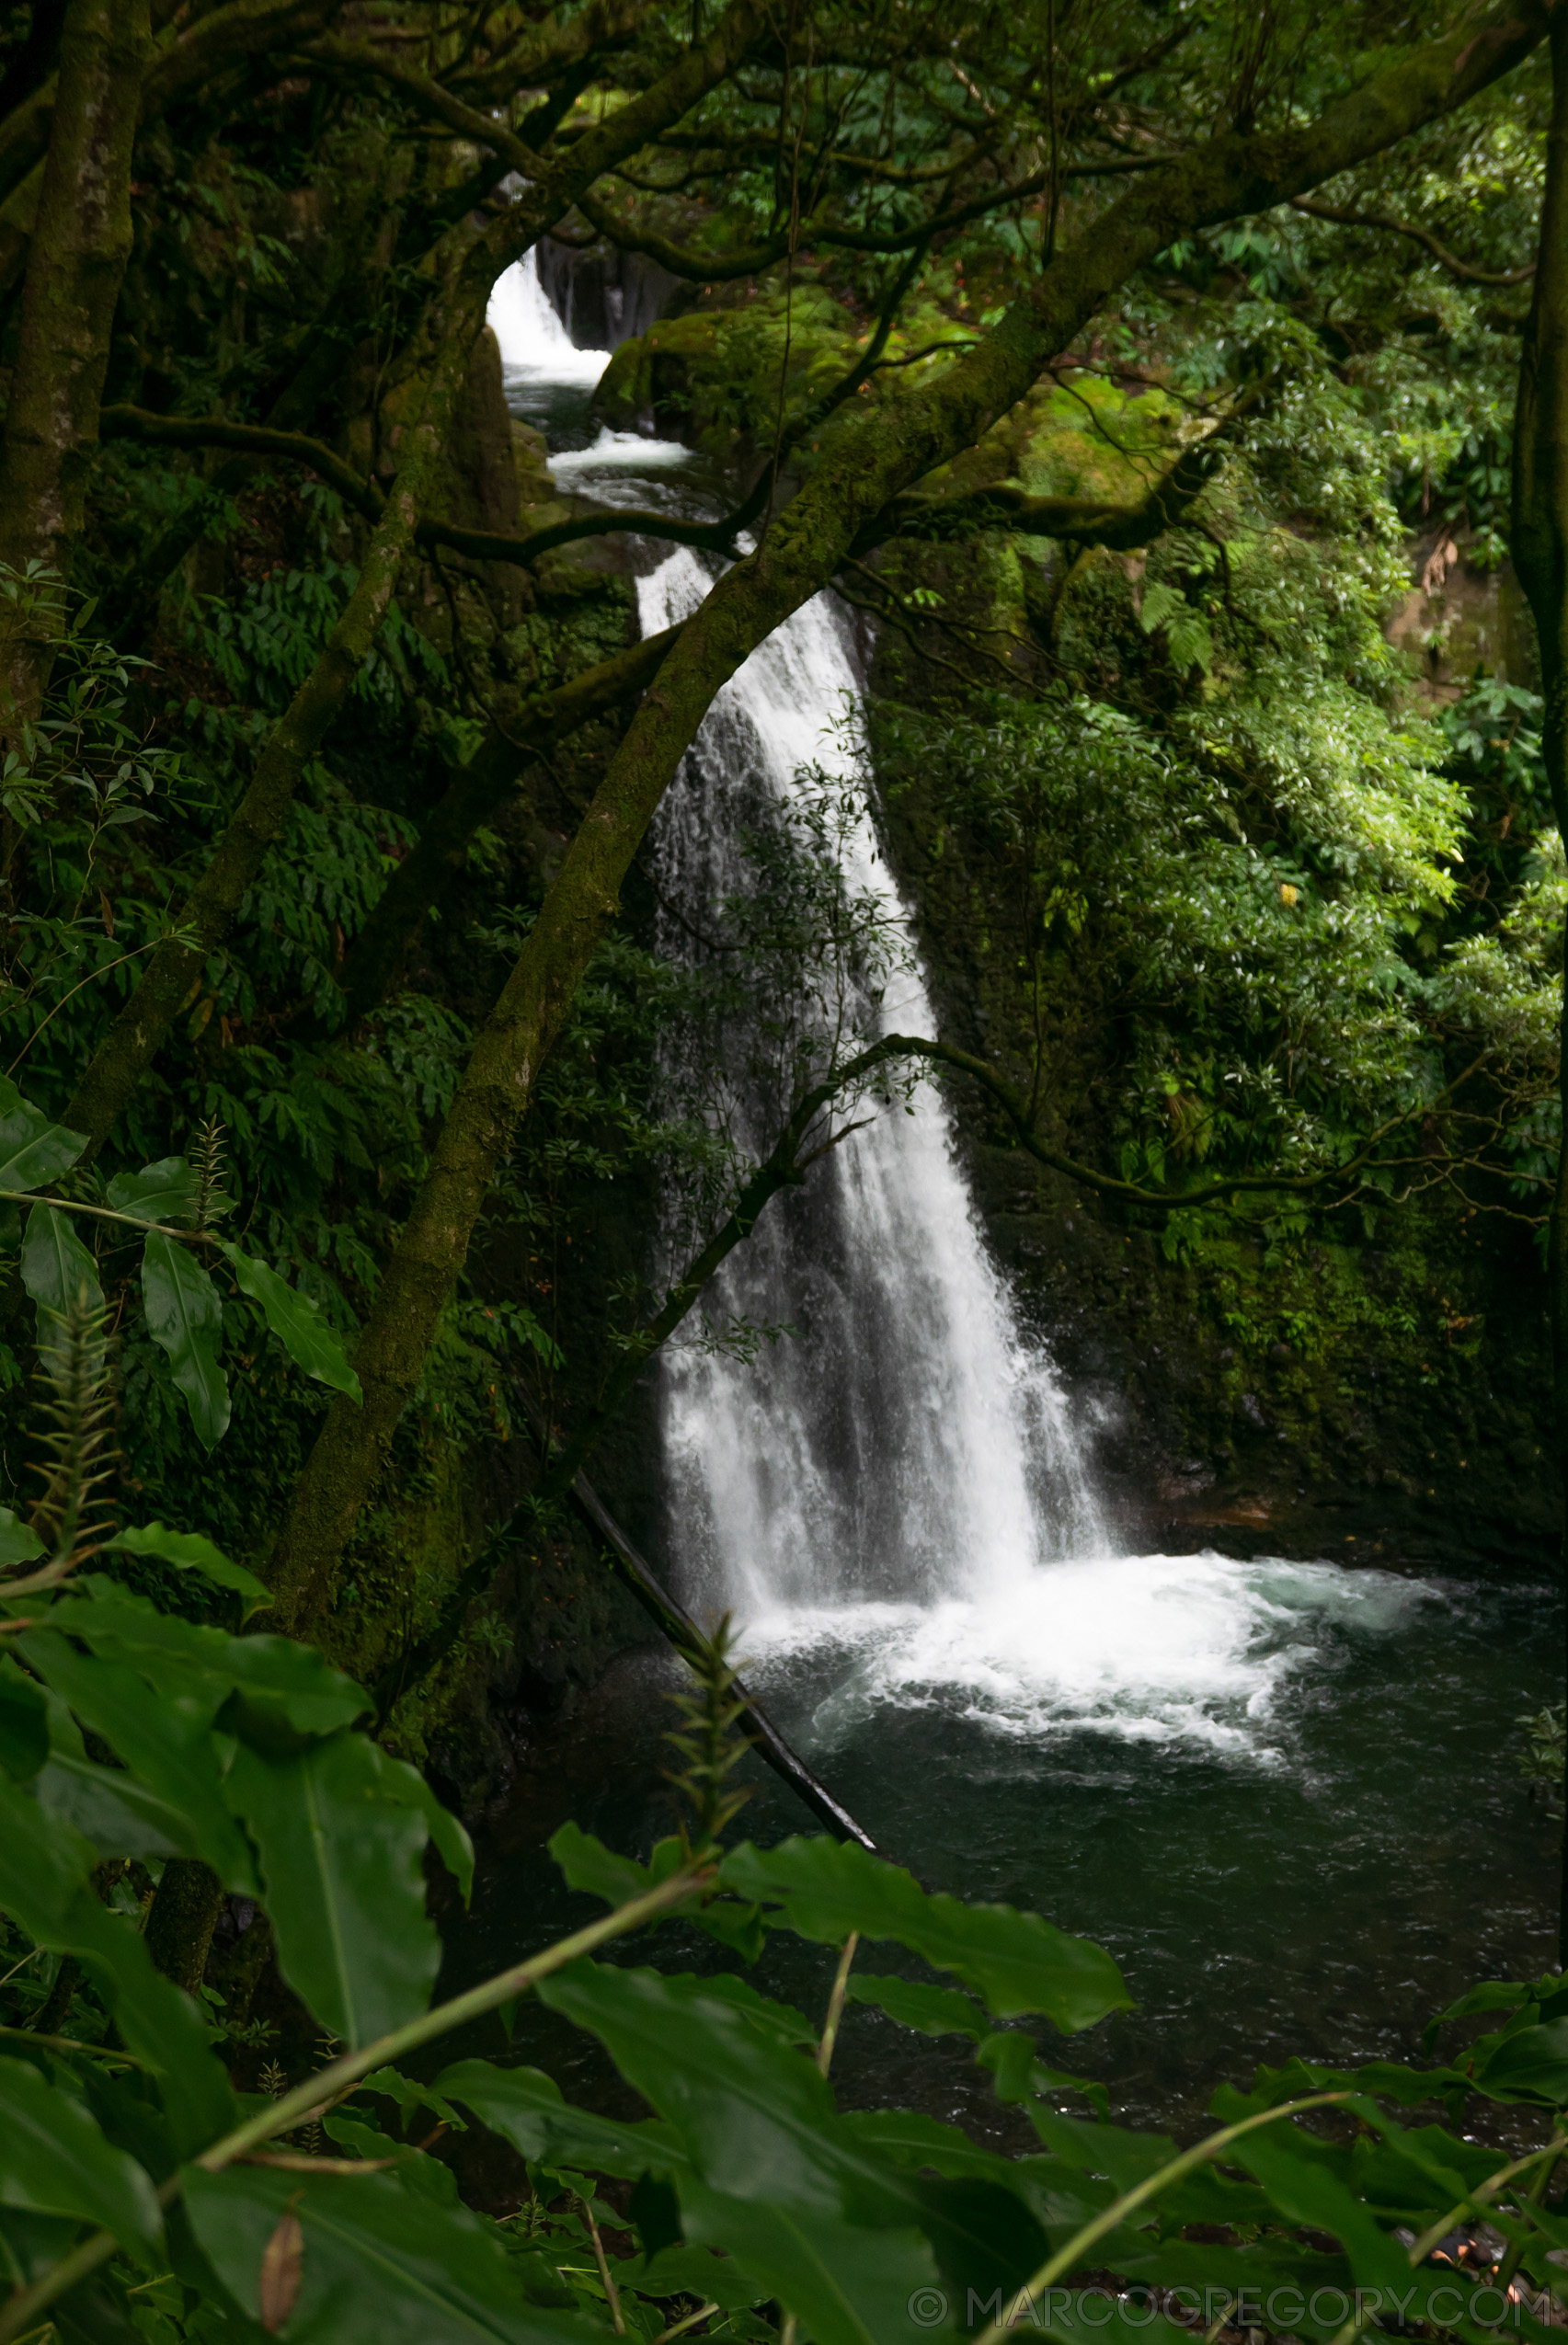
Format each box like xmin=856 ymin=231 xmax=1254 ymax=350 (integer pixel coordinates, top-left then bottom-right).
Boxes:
xmin=663 ymin=1613 xmax=755 ymax=1858
xmin=25 ymin=1285 xmax=117 ymax=1574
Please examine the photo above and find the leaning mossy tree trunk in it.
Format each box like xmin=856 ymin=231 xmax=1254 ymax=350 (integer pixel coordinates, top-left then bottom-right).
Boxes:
xmin=1509 ymin=0 xmax=1568 ymax=1968
xmin=0 ymin=0 xmax=148 ymax=739
xmin=263 ymin=0 xmax=1550 ymax=1634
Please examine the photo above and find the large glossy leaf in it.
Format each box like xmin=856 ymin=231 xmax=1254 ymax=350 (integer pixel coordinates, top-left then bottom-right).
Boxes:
xmin=0 ymin=1505 xmax=43 ymax=1569
xmin=225 ymin=1732 xmax=439 ymax=2046
xmin=183 ymin=2164 xmax=595 ymax=2344
xmin=20 ymin=1625 xmax=261 ymax=1889
xmin=1196 ymin=2104 xmax=1413 ymax=2294
xmin=632 ymin=2243 xmax=770 ymax=2309
xmin=359 ymin=1738 xmax=474 ymax=1901
xmin=434 ymin=2060 xmax=689 ymax=2182
xmin=34 ymin=1753 xmax=198 ymax=1859
xmin=52 ymin=1580 xmax=366 ymax=1738
xmin=0 ymin=1079 xmax=86 ymax=1193
xmin=0 ymin=1774 xmax=234 ymax=2156
xmin=846 ymin=1973 xmax=990 ymax=2038
xmin=1471 ymin=2018 xmax=1568 ymax=2102
xmin=109 ymin=1522 xmax=272 ymax=1622
xmin=678 ymin=2182 xmax=944 ymax=2345
xmin=141 ymin=1230 xmax=230 ymax=1447
xmin=106 ymin=1157 xmax=197 ymax=1225
xmin=0 ymin=2053 xmax=162 ymax=2258
xmin=537 ymin=1962 xmax=874 ymax=2212
xmin=537 ymin=1961 xmax=1048 ymax=2338
xmin=0 ymin=1655 xmax=47 ymax=1779
xmin=719 ymin=1838 xmax=1132 ymax=2032
xmin=20 ymin=1204 xmax=104 ymax=1376
xmin=219 ymin=1240 xmax=362 ymax=1400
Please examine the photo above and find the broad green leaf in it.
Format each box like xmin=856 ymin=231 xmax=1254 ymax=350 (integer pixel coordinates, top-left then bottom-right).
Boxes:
xmin=1201 ymin=2103 xmax=1413 ymax=2294
xmin=0 ymin=1079 xmax=86 ymax=1193
xmin=322 ymin=2113 xmax=462 ymax=2203
xmin=353 ymin=2069 xmax=467 ymax=2135
xmin=34 ymin=1753 xmax=197 ymax=1859
xmin=20 ymin=1625 xmax=261 ymax=1890
xmin=218 ymin=1240 xmax=362 ymax=1400
xmin=141 ymin=1230 xmax=229 ymax=1447
xmin=52 ymin=1579 xmax=366 ymax=1739
xmin=359 ymin=1738 xmax=474 ymax=1901
xmin=0 ymin=1506 xmax=42 ymax=1569
xmin=106 ymin=1157 xmax=197 ymax=1226
xmin=1470 ymin=2017 xmax=1568 ymax=2102
xmin=0 ymin=1656 xmax=47 ymax=1778
xmin=183 ymin=2164 xmax=592 ymax=2344
xmin=224 ymin=1731 xmax=439 ymax=2047
xmin=846 ymin=1973 xmax=990 ymax=2038
xmin=537 ymin=1960 xmax=898 ymax=2213
xmin=536 ymin=1958 xmax=1047 ymax=2320
xmin=548 ymin=1818 xmax=663 ymax=1905
xmin=434 ymin=2059 xmax=688 ymax=2182
xmin=1423 ymin=1979 xmax=1533 ymax=2050
xmin=0 ymin=2054 xmax=162 ymax=2258
xmin=0 ymin=1774 xmax=234 ymax=2156
xmin=678 ymin=2182 xmax=944 ymax=2345
xmin=109 ymin=1522 xmax=272 ymax=1622
xmin=20 ymin=1204 xmax=104 ymax=1378
xmin=718 ymin=1838 xmax=1132 ymax=2032
xmin=633 ymin=2241 xmax=770 ymax=2309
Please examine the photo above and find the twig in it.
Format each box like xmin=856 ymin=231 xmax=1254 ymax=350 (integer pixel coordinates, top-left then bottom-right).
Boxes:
xmin=579 ymin=2192 xmax=626 ymax=2334
xmin=816 ymin=1930 xmax=859 ymax=2076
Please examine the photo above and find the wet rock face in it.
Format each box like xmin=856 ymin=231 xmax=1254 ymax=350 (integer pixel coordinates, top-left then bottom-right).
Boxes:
xmin=536 ymin=236 xmax=682 ymax=352
xmin=979 ymin=1161 xmax=1558 ymax=1573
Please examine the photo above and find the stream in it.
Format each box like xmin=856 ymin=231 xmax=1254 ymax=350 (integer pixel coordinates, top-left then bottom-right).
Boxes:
xmin=468 ymin=257 xmax=1562 ymax=2141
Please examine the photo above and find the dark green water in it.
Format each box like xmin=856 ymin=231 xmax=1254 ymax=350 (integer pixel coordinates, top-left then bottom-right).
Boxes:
xmin=444 ymin=1551 xmax=1561 ymax=2146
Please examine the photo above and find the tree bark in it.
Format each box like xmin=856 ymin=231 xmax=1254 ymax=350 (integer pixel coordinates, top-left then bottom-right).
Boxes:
xmin=264 ymin=0 xmax=1549 ymax=1631
xmin=0 ymin=0 xmax=149 ymax=735
xmin=142 ymin=1856 xmax=226 ymax=1996
xmin=1508 ymin=0 xmax=1568 ymax=1968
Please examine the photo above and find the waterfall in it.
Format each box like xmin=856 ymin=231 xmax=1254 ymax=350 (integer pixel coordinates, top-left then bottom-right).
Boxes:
xmin=643 ymin=551 xmax=1104 ymax=1625
xmin=489 ymin=257 xmax=607 ymax=394
xmin=487 ymin=253 xmax=1104 ymax=1625
xmin=484 ymin=256 xmax=1448 ymax=1790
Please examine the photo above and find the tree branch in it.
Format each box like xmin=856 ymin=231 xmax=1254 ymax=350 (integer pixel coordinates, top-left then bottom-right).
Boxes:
xmin=1289 ymin=194 xmax=1535 ymax=285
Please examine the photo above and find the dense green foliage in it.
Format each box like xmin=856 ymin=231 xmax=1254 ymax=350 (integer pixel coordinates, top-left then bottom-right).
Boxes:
xmin=0 ymin=0 xmax=1566 ymax=2333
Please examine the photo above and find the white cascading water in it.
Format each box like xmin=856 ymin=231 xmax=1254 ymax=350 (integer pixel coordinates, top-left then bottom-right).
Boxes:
xmin=486 ymin=257 xmax=1428 ymax=1764
xmin=642 ymin=546 xmax=1103 ymax=1623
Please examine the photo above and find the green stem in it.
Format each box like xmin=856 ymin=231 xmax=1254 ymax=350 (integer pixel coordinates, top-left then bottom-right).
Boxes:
xmin=0 ymin=1190 xmax=215 ymax=1243
xmin=815 ymin=1932 xmax=858 ymax=2078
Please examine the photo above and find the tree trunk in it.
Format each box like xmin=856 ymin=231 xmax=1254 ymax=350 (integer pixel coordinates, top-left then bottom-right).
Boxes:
xmin=0 ymin=0 xmax=148 ymax=736
xmin=142 ymin=1856 xmax=226 ymax=1996
xmin=1509 ymin=0 xmax=1568 ymax=1967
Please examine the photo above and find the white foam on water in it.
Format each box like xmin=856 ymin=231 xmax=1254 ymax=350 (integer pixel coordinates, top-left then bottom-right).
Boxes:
xmin=739 ymin=1552 xmax=1435 ymax=1763
xmin=548 ymin=429 xmax=695 ymax=477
